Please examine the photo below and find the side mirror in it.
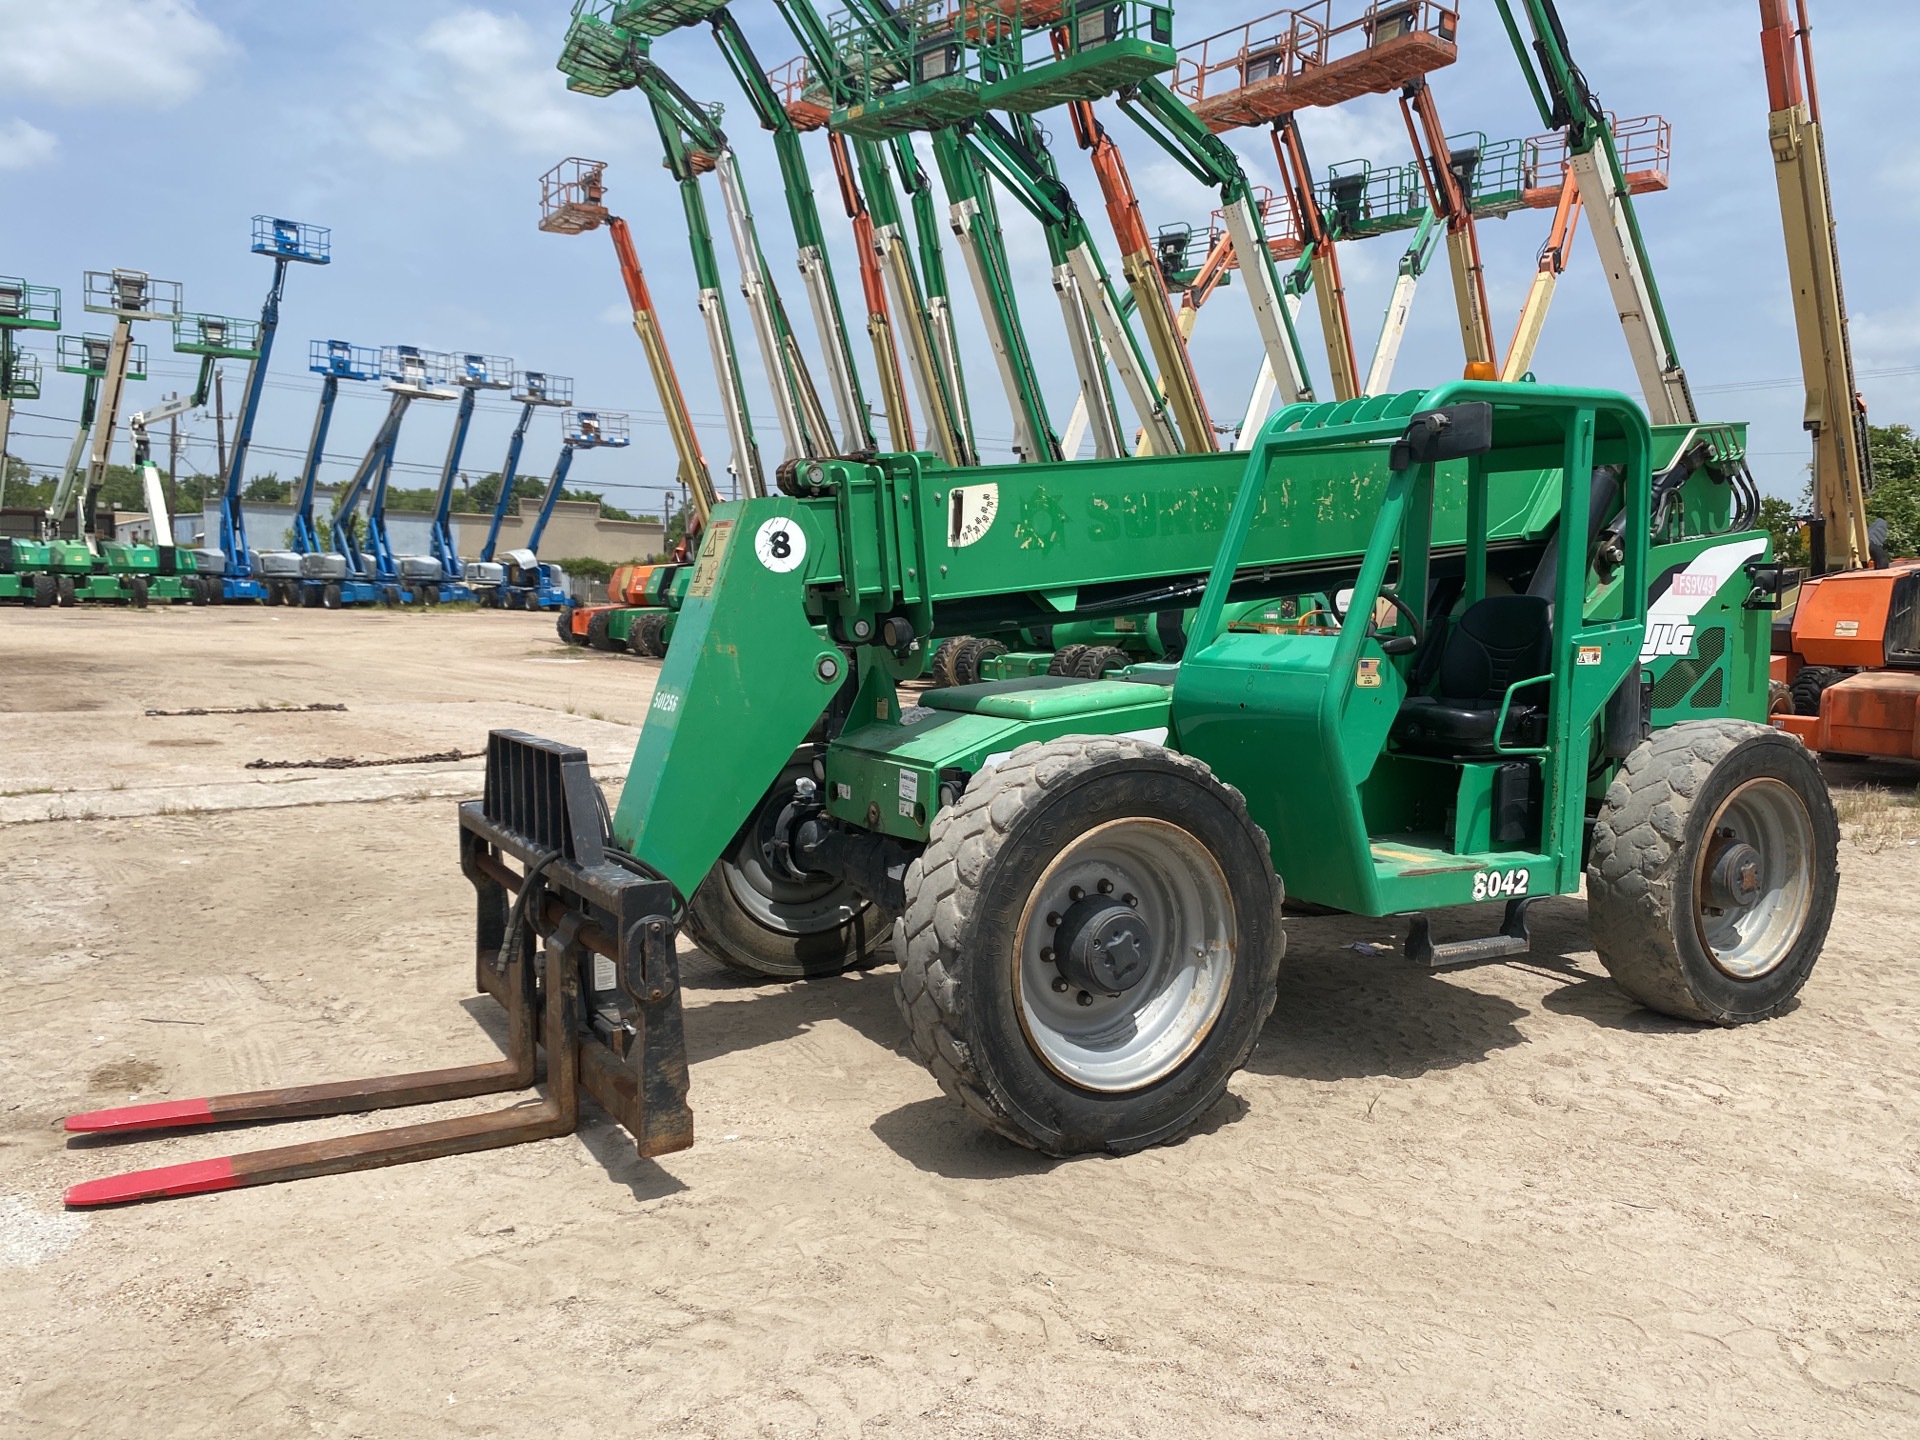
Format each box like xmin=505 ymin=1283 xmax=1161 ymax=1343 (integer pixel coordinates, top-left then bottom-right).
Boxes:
xmin=1390 ymin=402 xmax=1494 ymax=470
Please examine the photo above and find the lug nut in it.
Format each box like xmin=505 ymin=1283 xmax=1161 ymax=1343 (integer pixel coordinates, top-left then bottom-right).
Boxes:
xmin=1040 ymin=946 xmax=1054 ymax=963
xmin=1076 ymin=990 xmax=1093 ymax=1007
xmin=1098 ymin=879 xmax=1113 ymax=894
xmin=1047 ymin=912 xmax=1061 ymax=927
xmin=1051 ymin=976 xmax=1069 ymax=993
xmin=1122 ymin=893 xmax=1138 ymax=908
xmin=1069 ymin=885 xmax=1085 ymax=901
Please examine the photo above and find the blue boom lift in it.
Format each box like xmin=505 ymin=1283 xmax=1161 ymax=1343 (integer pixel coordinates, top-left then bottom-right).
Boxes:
xmin=495 ymin=407 xmax=629 ymax=610
xmin=421 ymin=351 xmax=514 ymax=604
xmin=259 ymin=340 xmax=378 ymax=605
xmin=469 ymin=368 xmax=573 ymax=605
xmin=208 ymin=217 xmax=330 ymax=601
xmin=311 ymin=345 xmax=455 ymax=608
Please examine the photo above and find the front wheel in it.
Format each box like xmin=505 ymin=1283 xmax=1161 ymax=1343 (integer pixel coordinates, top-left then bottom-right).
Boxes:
xmin=896 ymin=736 xmax=1283 ymax=1156
xmin=682 ymin=761 xmax=895 ymax=980
xmin=1588 ymin=720 xmax=1838 ymax=1024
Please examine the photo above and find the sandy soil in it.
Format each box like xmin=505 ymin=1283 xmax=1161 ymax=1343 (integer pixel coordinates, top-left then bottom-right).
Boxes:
xmin=2 ymin=606 xmax=1917 ymax=1439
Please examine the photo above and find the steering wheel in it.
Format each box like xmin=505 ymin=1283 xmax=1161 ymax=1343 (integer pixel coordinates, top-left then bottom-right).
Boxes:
xmin=1365 ymin=586 xmax=1425 ymax=655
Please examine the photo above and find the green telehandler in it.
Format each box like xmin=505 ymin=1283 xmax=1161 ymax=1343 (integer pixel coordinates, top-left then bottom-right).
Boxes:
xmin=67 ymin=382 xmax=1833 ymax=1204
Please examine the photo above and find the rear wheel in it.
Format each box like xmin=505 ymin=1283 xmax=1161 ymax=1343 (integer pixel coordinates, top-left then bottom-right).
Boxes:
xmin=264 ymin=582 xmax=283 ymax=607
xmin=1588 ymin=719 xmax=1838 ymax=1024
xmin=1790 ymin=665 xmax=1846 ymax=717
xmin=951 ymin=636 xmax=1008 ymax=686
xmin=127 ymin=577 xmax=149 ymax=609
xmin=929 ymin=637 xmax=968 ymax=687
xmin=1072 ymin=644 xmax=1130 ymax=679
xmin=896 ymin=736 xmax=1283 ymax=1156
xmin=586 ymin=611 xmax=616 ymax=652
xmin=683 ymin=760 xmax=894 ymax=980
xmin=190 ymin=578 xmax=210 ymax=606
xmin=322 ymin=582 xmax=343 ymax=610
xmin=632 ymin=611 xmax=668 ymax=658
xmin=56 ymin=576 xmax=76 ymax=607
xmin=30 ymin=574 xmax=55 ymax=608
xmin=423 ymin=584 xmax=440 ymax=607
xmin=1047 ymin=644 xmax=1089 ymax=677
xmin=556 ymin=607 xmax=580 ymax=645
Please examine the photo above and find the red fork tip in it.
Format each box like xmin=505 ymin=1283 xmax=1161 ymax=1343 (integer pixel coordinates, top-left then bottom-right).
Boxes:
xmin=65 ymin=1097 xmax=217 ymax=1134
xmin=65 ymin=1157 xmax=240 ymax=1208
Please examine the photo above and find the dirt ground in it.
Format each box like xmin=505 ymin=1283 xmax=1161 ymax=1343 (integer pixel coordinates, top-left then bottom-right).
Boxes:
xmin=2 ymin=606 xmax=1917 ymax=1439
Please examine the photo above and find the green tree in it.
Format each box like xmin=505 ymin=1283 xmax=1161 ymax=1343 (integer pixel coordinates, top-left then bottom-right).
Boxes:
xmin=242 ymin=471 xmax=289 ymax=503
xmin=1867 ymin=423 xmax=1920 ymax=558
xmin=1758 ymin=495 xmax=1807 ymax=568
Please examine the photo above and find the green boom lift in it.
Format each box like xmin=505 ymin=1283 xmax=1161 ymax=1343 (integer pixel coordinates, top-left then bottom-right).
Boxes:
xmin=0 ymin=275 xmax=60 ymax=605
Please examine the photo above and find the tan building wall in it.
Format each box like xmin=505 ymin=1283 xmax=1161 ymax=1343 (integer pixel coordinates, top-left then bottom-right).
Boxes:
xmin=450 ymin=499 xmax=664 ymax=566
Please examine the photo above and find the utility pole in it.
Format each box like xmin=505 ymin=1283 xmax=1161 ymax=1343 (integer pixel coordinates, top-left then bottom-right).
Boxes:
xmin=165 ymin=394 xmax=181 ymax=541
xmin=213 ymin=364 xmax=229 ymax=478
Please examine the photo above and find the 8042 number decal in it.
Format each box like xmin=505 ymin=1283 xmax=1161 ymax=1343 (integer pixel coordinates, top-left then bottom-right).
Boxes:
xmin=1472 ymin=868 xmax=1530 ymax=901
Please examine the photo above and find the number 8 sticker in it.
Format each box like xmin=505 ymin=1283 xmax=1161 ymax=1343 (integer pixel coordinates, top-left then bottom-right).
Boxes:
xmin=755 ymin=516 xmax=806 ymax=573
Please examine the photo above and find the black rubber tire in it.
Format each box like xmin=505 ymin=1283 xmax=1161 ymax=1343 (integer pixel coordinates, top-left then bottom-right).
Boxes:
xmin=1767 ymin=678 xmax=1792 ymax=716
xmin=128 ymin=577 xmax=149 ymax=609
xmin=1072 ymin=644 xmax=1130 ymax=679
xmin=30 ymin=574 xmax=56 ymax=608
xmin=300 ymin=584 xmax=319 ymax=608
xmin=56 ymin=575 xmax=76 ymax=607
xmin=382 ymin=585 xmax=401 ymax=609
xmin=895 ymin=735 xmax=1284 ymax=1156
xmin=321 ymin=582 xmax=343 ymax=610
xmin=1587 ymin=719 xmax=1839 ymax=1025
xmin=586 ymin=611 xmax=616 ymax=652
xmin=952 ymin=637 xmax=1008 ymax=685
xmin=632 ymin=611 xmax=668 ymax=658
xmin=190 ymin=578 xmax=210 ymax=606
xmin=264 ymin=582 xmax=283 ymax=607
xmin=556 ymin=607 xmax=579 ymax=645
xmin=423 ymin=584 xmax=440 ymax=607
xmin=682 ymin=761 xmax=895 ymax=980
xmin=1790 ymin=665 xmax=1846 ymax=717
xmin=929 ymin=636 xmax=969 ymax=687
xmin=1047 ymin=644 xmax=1089 ymax=677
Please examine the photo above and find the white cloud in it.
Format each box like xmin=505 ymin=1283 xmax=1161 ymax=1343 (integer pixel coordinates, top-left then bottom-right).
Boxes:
xmin=0 ymin=118 xmax=57 ymax=171
xmin=360 ymin=8 xmax=607 ymax=163
xmin=0 ymin=0 xmax=232 ymax=107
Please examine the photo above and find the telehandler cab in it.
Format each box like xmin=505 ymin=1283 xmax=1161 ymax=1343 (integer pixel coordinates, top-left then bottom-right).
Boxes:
xmin=67 ymin=383 xmax=1836 ymax=1203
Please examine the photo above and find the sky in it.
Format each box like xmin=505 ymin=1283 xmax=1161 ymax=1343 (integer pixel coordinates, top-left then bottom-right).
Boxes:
xmin=3 ymin=0 xmax=1917 ymax=519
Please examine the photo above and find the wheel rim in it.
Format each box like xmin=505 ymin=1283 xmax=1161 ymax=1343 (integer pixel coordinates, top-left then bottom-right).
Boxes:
xmin=1012 ymin=817 xmax=1236 ymax=1093
xmin=1692 ymin=777 xmax=1815 ymax=981
xmin=721 ymin=765 xmax=866 ymax=937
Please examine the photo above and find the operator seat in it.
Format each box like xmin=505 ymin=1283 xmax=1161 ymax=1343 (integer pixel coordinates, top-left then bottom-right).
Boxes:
xmin=1391 ymin=594 xmax=1552 ymax=757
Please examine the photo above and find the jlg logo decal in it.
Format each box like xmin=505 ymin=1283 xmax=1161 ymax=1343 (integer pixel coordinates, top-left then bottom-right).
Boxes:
xmin=1641 ymin=621 xmax=1697 ymax=658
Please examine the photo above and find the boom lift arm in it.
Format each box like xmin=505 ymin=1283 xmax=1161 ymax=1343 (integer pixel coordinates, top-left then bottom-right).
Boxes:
xmin=214 ymin=219 xmax=330 ymax=591
xmin=1398 ymin=76 xmax=1498 ymax=381
xmin=427 ymin=354 xmax=512 ymax=584
xmin=479 ymin=371 xmax=578 ymax=563
xmin=1757 ymin=0 xmax=1872 ymax=570
xmin=1066 ymin=89 xmax=1215 ymax=453
xmin=709 ymin=9 xmax=875 ymax=454
xmin=1496 ymin=0 xmax=1696 ymax=425
xmin=1501 ymin=172 xmax=1582 ymax=382
xmin=1117 ymin=77 xmax=1318 ymax=411
xmin=1272 ymin=112 xmax=1360 ymax=400
xmin=764 ymin=0 xmax=977 ymax=465
xmin=1366 ymin=207 xmax=1442 ymax=396
xmin=640 ymin=59 xmax=835 ymax=467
